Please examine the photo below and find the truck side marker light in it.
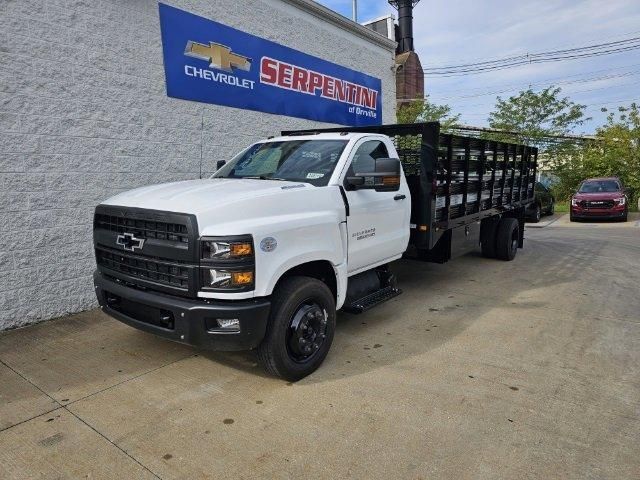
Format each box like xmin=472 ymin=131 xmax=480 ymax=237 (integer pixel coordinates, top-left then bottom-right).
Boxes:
xmin=260 ymin=237 xmax=277 ymax=252
xmin=382 ymin=176 xmax=400 ymax=186
xmin=419 ymin=225 xmax=428 ymax=232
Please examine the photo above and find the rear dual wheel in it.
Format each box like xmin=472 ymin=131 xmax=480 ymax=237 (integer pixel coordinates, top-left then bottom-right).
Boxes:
xmin=481 ymin=217 xmax=519 ymax=261
xmin=495 ymin=218 xmax=519 ymax=261
xmin=481 ymin=217 xmax=500 ymax=258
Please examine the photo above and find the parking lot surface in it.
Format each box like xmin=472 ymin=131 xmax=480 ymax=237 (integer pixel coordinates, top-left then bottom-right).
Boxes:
xmin=1 ymin=214 xmax=639 ymax=479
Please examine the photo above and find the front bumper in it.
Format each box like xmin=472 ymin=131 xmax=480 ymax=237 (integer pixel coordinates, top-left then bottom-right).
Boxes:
xmin=94 ymin=271 xmax=270 ymax=351
xmin=571 ymin=207 xmax=626 ymax=219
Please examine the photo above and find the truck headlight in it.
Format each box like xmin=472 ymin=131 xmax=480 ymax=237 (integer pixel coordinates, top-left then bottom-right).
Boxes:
xmin=199 ymin=236 xmax=254 ymax=291
xmin=209 ymin=269 xmax=254 ymax=288
xmin=616 ymin=197 xmax=626 ymax=206
xmin=201 ymin=237 xmax=253 ymax=260
xmin=571 ymin=198 xmax=578 ymax=207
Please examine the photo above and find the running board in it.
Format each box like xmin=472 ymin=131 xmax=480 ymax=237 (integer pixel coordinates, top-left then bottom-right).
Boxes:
xmin=342 ymin=286 xmax=402 ymax=314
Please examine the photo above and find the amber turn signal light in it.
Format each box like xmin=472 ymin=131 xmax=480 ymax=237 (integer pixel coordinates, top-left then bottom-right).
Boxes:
xmin=231 ymin=271 xmax=254 ymax=285
xmin=230 ymin=242 xmax=253 ymax=256
xmin=382 ymin=175 xmax=400 ymax=186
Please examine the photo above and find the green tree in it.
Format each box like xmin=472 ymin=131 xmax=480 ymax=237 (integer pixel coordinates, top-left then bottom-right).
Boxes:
xmin=397 ymin=95 xmax=461 ymax=129
xmin=487 ymin=86 xmax=589 ymax=147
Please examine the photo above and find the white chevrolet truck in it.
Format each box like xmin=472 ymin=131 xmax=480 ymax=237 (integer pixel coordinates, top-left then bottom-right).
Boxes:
xmin=94 ymin=123 xmax=537 ymax=380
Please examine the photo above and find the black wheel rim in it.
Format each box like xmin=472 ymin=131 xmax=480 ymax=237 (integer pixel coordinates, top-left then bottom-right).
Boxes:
xmin=536 ymin=207 xmax=540 ymax=221
xmin=286 ymin=300 xmax=328 ymax=363
xmin=511 ymin=227 xmax=518 ymax=255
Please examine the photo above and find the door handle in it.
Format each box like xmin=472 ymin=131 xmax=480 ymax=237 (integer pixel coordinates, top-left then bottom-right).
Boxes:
xmin=394 ymin=194 xmax=406 ymax=201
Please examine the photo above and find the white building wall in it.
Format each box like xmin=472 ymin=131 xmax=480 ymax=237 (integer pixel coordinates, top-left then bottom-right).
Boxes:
xmin=0 ymin=0 xmax=396 ymax=330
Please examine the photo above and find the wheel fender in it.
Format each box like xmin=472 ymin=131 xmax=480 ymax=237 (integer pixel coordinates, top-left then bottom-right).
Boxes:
xmin=264 ymin=255 xmax=347 ymax=309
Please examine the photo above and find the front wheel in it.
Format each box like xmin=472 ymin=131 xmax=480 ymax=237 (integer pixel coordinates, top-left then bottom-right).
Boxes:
xmin=257 ymin=276 xmax=336 ymax=381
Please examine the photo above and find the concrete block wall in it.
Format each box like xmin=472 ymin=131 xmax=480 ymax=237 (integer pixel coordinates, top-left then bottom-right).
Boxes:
xmin=0 ymin=0 xmax=396 ymax=330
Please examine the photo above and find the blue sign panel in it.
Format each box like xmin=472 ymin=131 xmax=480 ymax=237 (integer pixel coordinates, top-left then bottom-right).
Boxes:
xmin=158 ymin=3 xmax=382 ymax=126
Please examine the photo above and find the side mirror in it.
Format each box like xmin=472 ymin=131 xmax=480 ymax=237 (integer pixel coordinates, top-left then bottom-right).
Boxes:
xmin=216 ymin=160 xmax=226 ymax=170
xmin=346 ymin=158 xmax=401 ymax=191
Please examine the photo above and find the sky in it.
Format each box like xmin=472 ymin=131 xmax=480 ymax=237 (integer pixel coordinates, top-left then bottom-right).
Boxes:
xmin=316 ymin=0 xmax=640 ymax=134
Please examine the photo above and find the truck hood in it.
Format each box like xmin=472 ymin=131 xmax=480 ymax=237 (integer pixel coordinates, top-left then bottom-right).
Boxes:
xmin=101 ymin=178 xmax=345 ymax=236
xmin=103 ymin=178 xmax=310 ymax=213
xmin=573 ymin=192 xmax=624 ymax=201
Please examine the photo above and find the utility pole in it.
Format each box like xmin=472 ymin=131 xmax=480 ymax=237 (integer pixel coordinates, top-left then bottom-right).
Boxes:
xmin=352 ymin=0 xmax=357 ymax=22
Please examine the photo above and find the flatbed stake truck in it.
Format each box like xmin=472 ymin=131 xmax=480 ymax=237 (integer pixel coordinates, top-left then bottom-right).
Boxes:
xmin=93 ymin=122 xmax=537 ymax=380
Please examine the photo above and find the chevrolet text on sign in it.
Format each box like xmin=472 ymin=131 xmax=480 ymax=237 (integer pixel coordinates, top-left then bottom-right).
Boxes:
xmin=158 ymin=3 xmax=382 ymax=126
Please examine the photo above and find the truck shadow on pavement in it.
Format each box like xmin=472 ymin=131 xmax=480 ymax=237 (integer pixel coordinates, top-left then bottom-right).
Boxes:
xmin=200 ymin=231 xmax=608 ymax=384
xmin=303 ymin=232 xmax=608 ymax=384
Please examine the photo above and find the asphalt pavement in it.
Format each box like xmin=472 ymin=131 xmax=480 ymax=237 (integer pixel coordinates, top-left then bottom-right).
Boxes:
xmin=1 ymin=214 xmax=639 ymax=479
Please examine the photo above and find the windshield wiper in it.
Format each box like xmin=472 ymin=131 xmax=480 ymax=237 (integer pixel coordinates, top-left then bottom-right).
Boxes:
xmin=242 ymin=175 xmax=289 ymax=181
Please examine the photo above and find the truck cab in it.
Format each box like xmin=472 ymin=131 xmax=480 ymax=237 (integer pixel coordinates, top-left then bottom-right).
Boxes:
xmin=94 ymin=123 xmax=536 ymax=380
xmin=94 ymin=132 xmax=411 ymax=380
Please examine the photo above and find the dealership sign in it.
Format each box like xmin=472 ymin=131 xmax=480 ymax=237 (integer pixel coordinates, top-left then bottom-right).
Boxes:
xmin=158 ymin=3 xmax=382 ymax=126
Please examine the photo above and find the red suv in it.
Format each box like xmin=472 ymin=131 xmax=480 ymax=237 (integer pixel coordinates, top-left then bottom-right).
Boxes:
xmin=570 ymin=177 xmax=628 ymax=222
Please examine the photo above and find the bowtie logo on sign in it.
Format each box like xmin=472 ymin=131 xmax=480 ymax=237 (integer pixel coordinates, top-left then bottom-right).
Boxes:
xmin=182 ymin=40 xmax=256 ymax=90
xmin=184 ymin=41 xmax=252 ymax=72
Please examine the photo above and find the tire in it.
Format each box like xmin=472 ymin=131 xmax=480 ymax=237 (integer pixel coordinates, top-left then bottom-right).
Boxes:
xmin=257 ymin=276 xmax=336 ymax=381
xmin=495 ymin=218 xmax=519 ymax=261
xmin=480 ymin=216 xmax=500 ymax=258
xmin=548 ymin=202 xmax=555 ymax=216
xmin=531 ymin=204 xmax=541 ymax=223
xmin=621 ymin=209 xmax=628 ymax=222
xmin=570 ymin=212 xmax=576 ymax=222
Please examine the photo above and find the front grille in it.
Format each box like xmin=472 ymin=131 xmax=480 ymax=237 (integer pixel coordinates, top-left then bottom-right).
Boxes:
xmin=94 ymin=213 xmax=189 ymax=244
xmin=96 ymin=248 xmax=190 ymax=290
xmin=584 ymin=200 xmax=614 ymax=208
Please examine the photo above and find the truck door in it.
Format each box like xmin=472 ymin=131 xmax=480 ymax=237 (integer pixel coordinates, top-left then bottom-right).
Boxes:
xmin=343 ymin=139 xmax=411 ymax=274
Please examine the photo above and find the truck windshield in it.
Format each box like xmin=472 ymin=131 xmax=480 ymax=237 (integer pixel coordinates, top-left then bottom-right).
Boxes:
xmin=578 ymin=180 xmax=621 ymax=193
xmin=213 ymin=140 xmax=348 ymax=186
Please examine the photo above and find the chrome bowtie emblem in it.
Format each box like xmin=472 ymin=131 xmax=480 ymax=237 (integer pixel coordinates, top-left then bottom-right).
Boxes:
xmin=116 ymin=232 xmax=145 ymax=252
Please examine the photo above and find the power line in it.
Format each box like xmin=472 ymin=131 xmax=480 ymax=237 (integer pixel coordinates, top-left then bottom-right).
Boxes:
xmin=407 ymin=35 xmax=640 ymax=76
xmin=423 ymin=36 xmax=640 ymax=71
xmin=428 ymin=69 xmax=640 ymax=102
xmin=398 ymin=79 xmax=640 ymax=111
xmin=424 ymin=62 xmax=640 ymax=98
xmin=422 ymin=38 xmax=640 ymax=75
xmin=421 ymin=28 xmax=640 ymax=72
xmin=453 ymin=98 xmax=638 ymax=123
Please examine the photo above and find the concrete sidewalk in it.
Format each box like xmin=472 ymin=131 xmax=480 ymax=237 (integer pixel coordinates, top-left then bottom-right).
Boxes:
xmin=527 ymin=211 xmax=640 ymax=229
xmin=1 ymin=221 xmax=639 ymax=479
xmin=525 ymin=213 xmax=564 ymax=228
